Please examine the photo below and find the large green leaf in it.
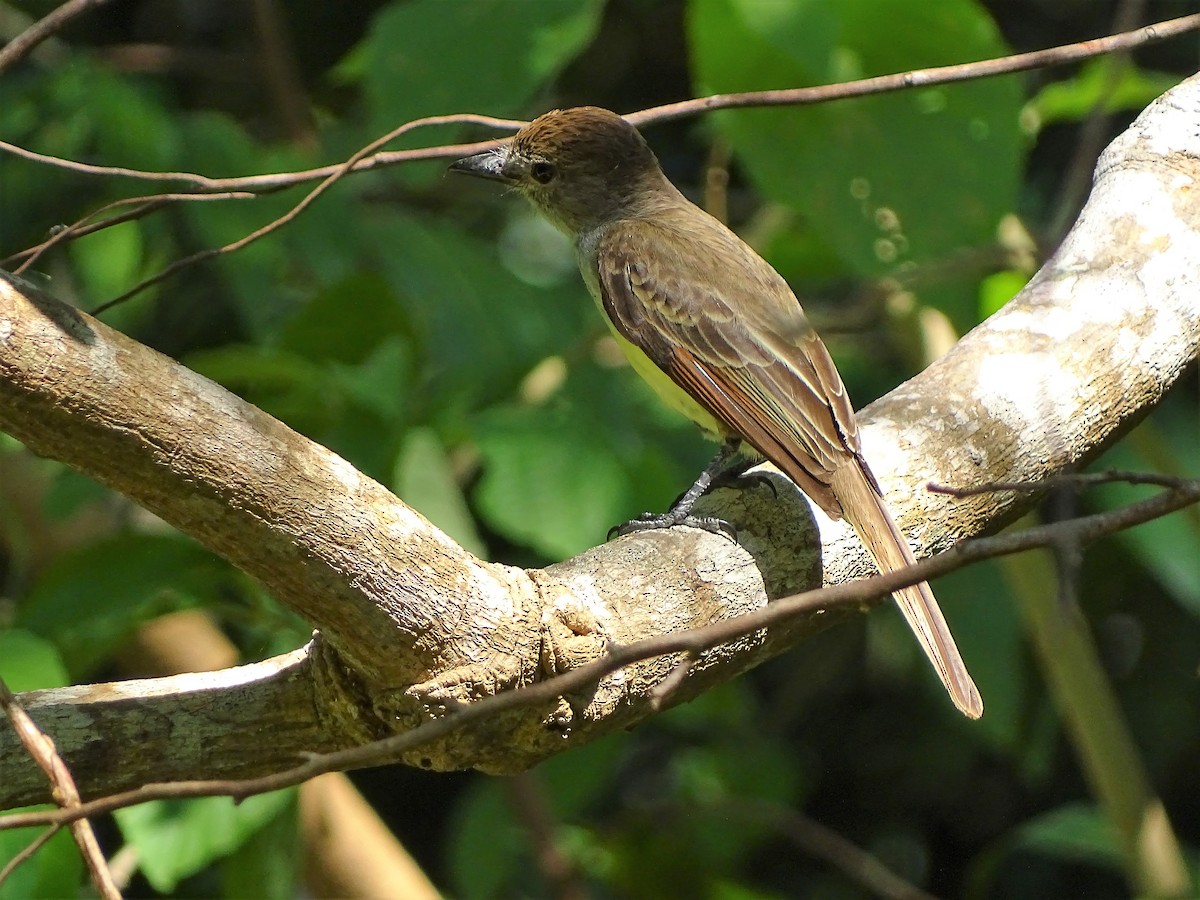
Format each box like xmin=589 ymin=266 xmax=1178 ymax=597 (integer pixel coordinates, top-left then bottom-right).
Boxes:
xmin=114 ymin=791 xmax=295 ymax=893
xmin=689 ymin=0 xmax=1023 ymax=327
xmin=1089 ymin=418 xmax=1200 ymax=616
xmin=0 ymin=817 xmax=82 ymax=900
xmin=220 ymin=798 xmax=301 ymax=899
xmin=393 ymin=427 xmax=487 ymax=557
xmin=1027 ymin=58 xmax=1183 ymax=129
xmin=1011 ymin=803 xmax=1123 ymax=869
xmin=18 ymin=534 xmax=230 ymax=678
xmin=279 ymin=271 xmax=413 ymax=364
xmin=370 ymin=211 xmax=587 ymax=416
xmin=0 ymin=629 xmax=68 ymax=693
xmin=349 ymin=0 xmax=605 ymax=135
xmin=473 ymin=404 xmax=631 ymax=559
xmin=446 ymin=777 xmax=525 ymax=899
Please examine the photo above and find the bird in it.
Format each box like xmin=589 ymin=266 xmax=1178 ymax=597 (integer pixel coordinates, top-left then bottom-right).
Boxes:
xmin=450 ymin=106 xmax=982 ymax=719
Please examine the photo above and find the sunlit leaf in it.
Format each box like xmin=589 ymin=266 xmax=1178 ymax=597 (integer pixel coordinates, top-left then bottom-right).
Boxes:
xmin=473 ymin=405 xmax=630 ymax=559
xmin=115 ymin=791 xmax=295 ymax=893
xmin=19 ymin=534 xmax=230 ymax=678
xmin=394 ymin=426 xmax=487 ymax=557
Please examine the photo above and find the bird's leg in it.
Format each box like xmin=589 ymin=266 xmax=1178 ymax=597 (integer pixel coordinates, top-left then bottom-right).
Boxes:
xmin=610 ymin=439 xmax=747 ymax=540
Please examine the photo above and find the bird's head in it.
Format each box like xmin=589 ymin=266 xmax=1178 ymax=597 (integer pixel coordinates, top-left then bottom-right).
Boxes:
xmin=450 ymin=107 xmax=664 ymax=236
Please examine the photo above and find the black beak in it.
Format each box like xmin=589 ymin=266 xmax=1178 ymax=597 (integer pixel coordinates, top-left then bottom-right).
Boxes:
xmin=449 ymin=149 xmax=513 ymax=183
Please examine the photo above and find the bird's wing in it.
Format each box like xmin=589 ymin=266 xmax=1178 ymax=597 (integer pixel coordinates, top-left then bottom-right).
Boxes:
xmin=596 ymin=218 xmax=983 ymax=718
xmin=595 ymin=218 xmax=867 ymax=518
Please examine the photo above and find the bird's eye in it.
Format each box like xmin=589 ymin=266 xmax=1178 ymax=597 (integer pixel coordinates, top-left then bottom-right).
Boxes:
xmin=530 ymin=161 xmax=557 ymax=184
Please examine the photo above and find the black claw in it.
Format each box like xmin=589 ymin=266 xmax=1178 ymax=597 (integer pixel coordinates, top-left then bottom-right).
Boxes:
xmin=609 ymin=511 xmax=738 ymax=542
xmin=608 ymin=440 xmax=747 ymax=543
xmin=734 ymin=471 xmax=778 ymax=499
xmin=708 ymin=461 xmax=756 ymax=492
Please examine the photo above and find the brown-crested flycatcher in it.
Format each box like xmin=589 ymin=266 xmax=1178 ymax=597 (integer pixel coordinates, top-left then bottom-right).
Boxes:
xmin=451 ymin=106 xmax=982 ymax=719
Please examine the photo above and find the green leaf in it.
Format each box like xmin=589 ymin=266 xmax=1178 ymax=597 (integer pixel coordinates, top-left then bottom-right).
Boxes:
xmin=1012 ymin=803 xmax=1123 ymax=868
xmin=187 ymin=344 xmax=336 ymax=421
xmin=42 ymin=467 xmax=114 ymax=521
xmin=280 ymin=272 xmax=412 ymax=365
xmin=0 ymin=630 xmax=69 ymax=693
xmin=0 ymin=815 xmax=82 ymax=900
xmin=473 ymin=405 xmax=631 ymax=559
xmin=70 ymin=220 xmax=144 ymax=306
xmin=19 ymin=534 xmax=229 ymax=678
xmin=711 ymin=881 xmax=787 ymax=900
xmin=447 ymin=779 xmax=525 ymax=899
xmin=352 ymin=0 xmax=605 ymax=135
xmin=370 ymin=212 xmax=587 ymax=414
xmin=220 ymin=796 xmax=301 ymax=900
xmin=393 ymin=427 xmax=487 ymax=557
xmin=115 ymin=790 xmax=296 ymax=893
xmin=1026 ymin=59 xmax=1183 ymax=130
xmin=1089 ymin=421 xmax=1200 ymax=614
xmin=941 ymin=558 xmax=1028 ymax=751
xmin=689 ymin=0 xmax=1023 ymax=328
xmin=979 ymin=269 xmax=1029 ymax=318
xmin=531 ymin=733 xmax=626 ymax=819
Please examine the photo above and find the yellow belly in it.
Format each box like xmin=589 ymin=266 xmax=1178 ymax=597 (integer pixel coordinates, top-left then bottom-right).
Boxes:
xmin=578 ymin=240 xmax=725 ymax=439
xmin=607 ymin=325 xmax=726 ymax=439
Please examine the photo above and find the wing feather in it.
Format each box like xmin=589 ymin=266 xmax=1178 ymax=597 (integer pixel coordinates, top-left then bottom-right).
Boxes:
xmin=595 ymin=218 xmax=864 ymax=518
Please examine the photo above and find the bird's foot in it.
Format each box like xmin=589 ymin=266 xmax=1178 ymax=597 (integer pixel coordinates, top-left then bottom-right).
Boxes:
xmin=712 ymin=468 xmax=777 ymax=499
xmin=608 ymin=509 xmax=737 ymax=541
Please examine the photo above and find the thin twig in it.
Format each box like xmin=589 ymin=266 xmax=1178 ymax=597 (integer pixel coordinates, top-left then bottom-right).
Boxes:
xmin=1 ymin=478 xmax=1196 ymax=833
xmin=3 ymin=14 xmax=1197 ymax=195
xmin=648 ymin=652 xmax=696 ymax=711
xmin=0 ymin=0 xmax=118 ymax=74
xmin=0 ymin=117 xmax=523 ymax=191
xmin=927 ymin=469 xmax=1194 ymax=498
xmin=628 ymin=14 xmax=1200 ymax=125
xmin=715 ymin=798 xmax=940 ymax=900
xmin=88 ymin=113 xmax=528 ymax=313
xmin=1048 ymin=0 xmax=1150 ymax=245
xmin=505 ymin=774 xmax=590 ymax=900
xmin=6 ymin=192 xmax=255 ymax=274
xmin=4 ymin=14 xmax=1197 ymax=298
xmin=0 ymin=825 xmax=62 ymax=889
xmin=0 ymin=678 xmax=120 ymax=898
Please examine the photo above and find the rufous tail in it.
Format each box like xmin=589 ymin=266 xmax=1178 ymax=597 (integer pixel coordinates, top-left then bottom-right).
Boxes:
xmin=829 ymin=463 xmax=983 ymax=719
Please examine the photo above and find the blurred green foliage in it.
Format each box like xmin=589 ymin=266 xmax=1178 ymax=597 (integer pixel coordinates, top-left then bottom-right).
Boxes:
xmin=1 ymin=0 xmax=1198 ymax=897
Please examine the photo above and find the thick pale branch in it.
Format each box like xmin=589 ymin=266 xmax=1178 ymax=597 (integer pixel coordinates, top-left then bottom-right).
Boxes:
xmin=1 ymin=73 xmax=1198 ymax=807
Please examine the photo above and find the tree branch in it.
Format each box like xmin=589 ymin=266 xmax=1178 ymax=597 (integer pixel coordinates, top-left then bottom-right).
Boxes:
xmin=4 ymin=476 xmax=1197 ymax=829
xmin=1 ymin=72 xmax=1198 ymax=810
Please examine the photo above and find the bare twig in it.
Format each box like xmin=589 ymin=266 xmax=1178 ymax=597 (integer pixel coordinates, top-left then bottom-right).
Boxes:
xmin=0 ymin=678 xmax=119 ymax=899
xmin=1 ymin=479 xmax=1196 ymax=833
xmin=927 ymin=469 xmax=1195 ymax=498
xmin=6 ymin=192 xmax=255 ymax=274
xmin=714 ymin=798 xmax=940 ymax=900
xmin=90 ymin=14 xmax=1200 ymax=313
xmin=648 ymin=652 xmax=697 ymax=711
xmin=0 ymin=0 xmax=118 ymax=74
xmin=1048 ymin=0 xmax=1150 ymax=245
xmin=0 ymin=825 xmax=61 ymax=889
xmin=90 ymin=112 xmax=517 ymax=313
xmin=628 ymin=14 xmax=1200 ymax=125
xmin=0 ymin=14 xmax=1192 ymax=196
xmin=0 ymin=118 xmax=523 ymax=192
xmin=3 ymin=13 xmax=1197 ymax=302
xmin=506 ymin=773 xmax=590 ymax=900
